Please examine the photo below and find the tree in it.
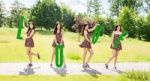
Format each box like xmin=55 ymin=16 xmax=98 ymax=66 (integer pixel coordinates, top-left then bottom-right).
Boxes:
xmin=118 ymin=7 xmax=137 ymax=38
xmin=61 ymin=5 xmax=75 ymax=31
xmin=109 ymin=0 xmax=143 ymax=17
xmin=0 ymin=0 xmax=4 ymax=27
xmin=145 ymin=0 xmax=150 ymax=12
xmin=31 ymin=0 xmax=62 ymax=30
xmin=87 ymin=0 xmax=102 ymax=16
xmin=141 ymin=12 xmax=150 ymax=41
xmin=9 ymin=0 xmax=24 ymax=27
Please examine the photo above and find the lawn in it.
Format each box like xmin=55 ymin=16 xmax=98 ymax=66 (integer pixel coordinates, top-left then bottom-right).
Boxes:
xmin=0 ymin=71 xmax=150 ymax=81
xmin=0 ymin=28 xmax=150 ymax=62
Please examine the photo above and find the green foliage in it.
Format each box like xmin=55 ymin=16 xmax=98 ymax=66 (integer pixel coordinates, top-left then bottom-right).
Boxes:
xmin=0 ymin=1 xmax=4 ymax=27
xmin=109 ymin=0 xmax=143 ymax=17
xmin=31 ymin=0 xmax=75 ymax=31
xmin=123 ymin=70 xmax=150 ymax=81
xmin=31 ymin=0 xmax=62 ymax=30
xmin=118 ymin=7 xmax=137 ymax=38
xmin=8 ymin=0 xmax=26 ymax=28
xmin=141 ymin=12 xmax=150 ymax=41
xmin=93 ymin=15 xmax=114 ymax=35
xmin=61 ymin=4 xmax=75 ymax=31
xmin=87 ymin=0 xmax=102 ymax=16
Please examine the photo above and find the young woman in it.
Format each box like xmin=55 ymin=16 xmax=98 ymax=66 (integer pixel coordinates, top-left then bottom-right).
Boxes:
xmin=50 ymin=22 xmax=66 ymax=68
xmin=24 ymin=21 xmax=40 ymax=67
xmin=79 ymin=23 xmax=97 ymax=69
xmin=105 ymin=25 xmax=122 ymax=70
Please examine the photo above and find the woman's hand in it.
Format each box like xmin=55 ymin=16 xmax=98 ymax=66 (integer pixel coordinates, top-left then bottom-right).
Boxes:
xmin=22 ymin=37 xmax=26 ymax=40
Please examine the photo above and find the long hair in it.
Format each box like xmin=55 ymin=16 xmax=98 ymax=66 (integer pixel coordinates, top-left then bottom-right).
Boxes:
xmin=26 ymin=22 xmax=35 ymax=34
xmin=53 ymin=22 xmax=62 ymax=35
xmin=81 ymin=24 xmax=88 ymax=36
xmin=114 ymin=25 xmax=121 ymax=32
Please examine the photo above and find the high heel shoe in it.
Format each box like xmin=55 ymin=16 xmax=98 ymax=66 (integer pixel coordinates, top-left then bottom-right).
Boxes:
xmin=105 ymin=64 xmax=108 ymax=69
xmin=50 ymin=64 xmax=53 ymax=67
xmin=86 ymin=63 xmax=90 ymax=68
xmin=28 ymin=63 xmax=33 ymax=67
xmin=37 ymin=53 xmax=40 ymax=59
xmin=83 ymin=64 xmax=87 ymax=69
xmin=114 ymin=66 xmax=117 ymax=70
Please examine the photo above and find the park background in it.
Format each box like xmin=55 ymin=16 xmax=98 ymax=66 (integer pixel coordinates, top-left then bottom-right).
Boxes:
xmin=0 ymin=0 xmax=150 ymax=81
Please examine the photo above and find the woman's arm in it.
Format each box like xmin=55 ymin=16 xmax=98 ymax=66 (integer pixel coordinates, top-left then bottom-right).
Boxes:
xmin=60 ymin=29 xmax=64 ymax=44
xmin=84 ymin=31 xmax=91 ymax=42
xmin=26 ymin=30 xmax=34 ymax=39
xmin=111 ymin=31 xmax=114 ymax=46
xmin=88 ymin=24 xmax=98 ymax=32
xmin=54 ymin=34 xmax=58 ymax=45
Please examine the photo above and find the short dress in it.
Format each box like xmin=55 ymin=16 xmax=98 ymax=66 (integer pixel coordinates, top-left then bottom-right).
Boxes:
xmin=52 ymin=32 xmax=64 ymax=47
xmin=110 ymin=31 xmax=122 ymax=50
xmin=25 ymin=29 xmax=35 ymax=48
xmin=79 ymin=32 xmax=91 ymax=48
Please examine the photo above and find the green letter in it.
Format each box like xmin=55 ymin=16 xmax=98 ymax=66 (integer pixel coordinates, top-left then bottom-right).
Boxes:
xmin=92 ymin=24 xmax=104 ymax=44
xmin=114 ymin=31 xmax=128 ymax=48
xmin=16 ymin=16 xmax=24 ymax=39
xmin=55 ymin=44 xmax=64 ymax=68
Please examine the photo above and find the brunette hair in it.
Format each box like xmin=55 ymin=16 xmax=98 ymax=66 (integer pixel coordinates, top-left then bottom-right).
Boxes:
xmin=26 ymin=21 xmax=35 ymax=34
xmin=53 ymin=22 xmax=62 ymax=34
xmin=114 ymin=25 xmax=121 ymax=32
xmin=81 ymin=24 xmax=88 ymax=36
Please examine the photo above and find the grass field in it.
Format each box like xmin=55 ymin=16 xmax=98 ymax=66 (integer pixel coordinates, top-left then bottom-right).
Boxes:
xmin=0 ymin=71 xmax=150 ymax=81
xmin=0 ymin=28 xmax=150 ymax=62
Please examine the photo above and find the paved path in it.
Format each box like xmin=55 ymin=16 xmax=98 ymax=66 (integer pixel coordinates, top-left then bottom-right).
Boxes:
xmin=0 ymin=62 xmax=150 ymax=75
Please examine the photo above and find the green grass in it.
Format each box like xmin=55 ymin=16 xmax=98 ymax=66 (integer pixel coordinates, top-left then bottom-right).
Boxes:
xmin=0 ymin=75 xmax=117 ymax=81
xmin=123 ymin=71 xmax=150 ymax=81
xmin=0 ymin=71 xmax=150 ymax=81
xmin=0 ymin=28 xmax=150 ymax=62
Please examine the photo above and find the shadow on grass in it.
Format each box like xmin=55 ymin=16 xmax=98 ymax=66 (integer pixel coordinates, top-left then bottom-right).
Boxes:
xmin=82 ymin=68 xmax=102 ymax=78
xmin=0 ymin=40 xmax=10 ymax=43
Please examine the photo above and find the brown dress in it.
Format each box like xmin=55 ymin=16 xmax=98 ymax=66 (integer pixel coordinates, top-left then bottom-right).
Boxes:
xmin=110 ymin=32 xmax=122 ymax=50
xmin=79 ymin=31 xmax=91 ymax=48
xmin=25 ymin=29 xmax=35 ymax=48
xmin=52 ymin=32 xmax=64 ymax=47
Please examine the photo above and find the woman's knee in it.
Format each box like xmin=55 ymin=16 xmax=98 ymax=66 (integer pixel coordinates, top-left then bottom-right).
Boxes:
xmin=89 ymin=49 xmax=94 ymax=55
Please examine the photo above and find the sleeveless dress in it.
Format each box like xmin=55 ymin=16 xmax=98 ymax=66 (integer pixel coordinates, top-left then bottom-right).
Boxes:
xmin=110 ymin=31 xmax=122 ymax=50
xmin=52 ymin=32 xmax=64 ymax=47
xmin=79 ymin=31 xmax=91 ymax=48
xmin=25 ymin=29 xmax=35 ymax=48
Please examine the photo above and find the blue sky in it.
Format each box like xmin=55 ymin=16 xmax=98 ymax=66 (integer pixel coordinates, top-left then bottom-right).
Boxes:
xmin=1 ymin=0 xmax=110 ymax=16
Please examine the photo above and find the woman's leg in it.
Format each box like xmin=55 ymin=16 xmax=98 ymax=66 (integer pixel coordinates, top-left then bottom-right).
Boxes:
xmin=83 ymin=48 xmax=88 ymax=66
xmin=114 ymin=50 xmax=119 ymax=68
xmin=26 ymin=47 xmax=32 ymax=64
xmin=50 ymin=47 xmax=55 ymax=65
xmin=86 ymin=48 xmax=94 ymax=64
xmin=30 ymin=52 xmax=37 ymax=56
xmin=105 ymin=49 xmax=117 ymax=65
